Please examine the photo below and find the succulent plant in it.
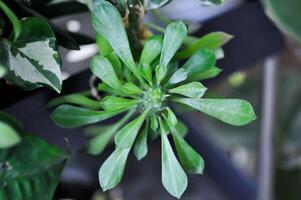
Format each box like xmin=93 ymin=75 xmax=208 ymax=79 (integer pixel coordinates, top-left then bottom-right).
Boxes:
xmin=51 ymin=1 xmax=256 ymax=198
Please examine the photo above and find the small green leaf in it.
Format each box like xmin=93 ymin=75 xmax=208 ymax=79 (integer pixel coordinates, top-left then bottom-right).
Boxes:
xmin=0 ymin=121 xmax=21 ymax=149
xmin=200 ymin=0 xmax=224 ymax=6
xmin=160 ymin=21 xmax=187 ymax=67
xmin=0 ymin=18 xmax=62 ymax=92
xmin=90 ymin=55 xmax=123 ymax=93
xmin=176 ymin=32 xmax=233 ymax=59
xmin=155 ymin=64 xmax=168 ymax=84
xmin=139 ymin=63 xmax=152 ymax=85
xmin=168 ymin=68 xmax=188 ymax=85
xmin=106 ymin=52 xmax=122 ymax=77
xmin=144 ymin=0 xmax=171 ymax=10
xmin=115 ymin=109 xmax=149 ymax=148
xmin=122 ymin=82 xmax=143 ymax=95
xmin=133 ymin=121 xmax=149 ymax=160
xmin=140 ymin=35 xmax=163 ymax=65
xmin=92 ymin=0 xmax=144 ymax=84
xmin=99 ymin=148 xmax=130 ymax=191
xmin=175 ymin=120 xmax=188 ymax=137
xmin=0 ymin=1 xmax=21 ymax=41
xmin=0 ymin=111 xmax=23 ymax=132
xmin=169 ymin=82 xmax=207 ymax=98
xmin=150 ymin=115 xmax=159 ymax=131
xmin=167 ymin=121 xmax=205 ymax=174
xmin=51 ymin=104 xmax=127 ymax=128
xmin=87 ymin=110 xmax=133 ymax=155
xmin=101 ymin=96 xmax=140 ymax=111
xmin=174 ymin=98 xmax=256 ymax=126
xmin=159 ymin=118 xmax=188 ymax=199
xmin=165 ymin=107 xmax=178 ymax=127
xmin=182 ymin=49 xmax=216 ymax=82
xmin=96 ymin=33 xmax=113 ymax=56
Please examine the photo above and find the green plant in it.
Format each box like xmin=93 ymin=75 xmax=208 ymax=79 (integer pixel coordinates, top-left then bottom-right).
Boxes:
xmin=51 ymin=1 xmax=256 ymax=198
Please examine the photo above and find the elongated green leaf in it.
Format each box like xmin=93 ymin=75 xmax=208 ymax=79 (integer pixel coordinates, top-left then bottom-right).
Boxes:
xmin=200 ymin=0 xmax=224 ymax=6
xmin=99 ymin=148 xmax=130 ymax=191
xmin=169 ymin=82 xmax=207 ymax=98
xmin=160 ymin=21 xmax=187 ymax=67
xmin=140 ymin=35 xmax=163 ymax=65
xmin=0 ymin=112 xmax=22 ymax=132
xmin=176 ymin=32 xmax=233 ymax=59
xmin=133 ymin=121 xmax=149 ymax=160
xmin=165 ymin=107 xmax=178 ymax=127
xmin=155 ymin=64 xmax=168 ymax=84
xmin=0 ymin=1 xmax=21 ymax=40
xmin=92 ymin=1 xmax=144 ymax=84
xmin=51 ymin=94 xmax=101 ymax=110
xmin=175 ymin=120 xmax=188 ymax=137
xmin=194 ymin=66 xmax=222 ymax=81
xmin=144 ymin=0 xmax=171 ymax=10
xmin=96 ymin=33 xmax=113 ymax=56
xmin=168 ymin=68 xmax=188 ymax=85
xmin=0 ymin=121 xmax=21 ymax=149
xmin=0 ymin=134 xmax=68 ymax=200
xmin=0 ymin=18 xmax=62 ymax=92
xmin=182 ymin=49 xmax=216 ymax=81
xmin=122 ymin=82 xmax=143 ymax=95
xmin=115 ymin=109 xmax=149 ymax=148
xmin=91 ymin=55 xmax=123 ymax=92
xmin=139 ymin=63 xmax=152 ymax=85
xmin=51 ymin=104 xmax=127 ymax=128
xmin=150 ymin=115 xmax=159 ymax=131
xmin=101 ymin=96 xmax=140 ymax=111
xmin=174 ymin=98 xmax=256 ymax=126
xmin=87 ymin=111 xmax=133 ymax=155
xmin=166 ymin=121 xmax=204 ymax=174
xmin=159 ymin=118 xmax=187 ymax=198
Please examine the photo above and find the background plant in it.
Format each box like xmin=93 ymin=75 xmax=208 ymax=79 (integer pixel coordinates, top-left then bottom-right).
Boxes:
xmin=51 ymin=1 xmax=256 ymax=198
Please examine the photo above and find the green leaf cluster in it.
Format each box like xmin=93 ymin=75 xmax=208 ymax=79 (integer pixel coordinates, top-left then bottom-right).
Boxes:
xmin=50 ymin=1 xmax=256 ymax=198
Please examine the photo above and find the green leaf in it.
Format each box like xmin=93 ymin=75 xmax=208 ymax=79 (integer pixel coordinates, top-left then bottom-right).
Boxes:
xmin=194 ymin=66 xmax=222 ymax=81
xmin=51 ymin=94 xmax=101 ymax=110
xmin=174 ymin=98 xmax=256 ymax=126
xmin=51 ymin=104 xmax=127 ymax=128
xmin=176 ymin=32 xmax=233 ymax=59
xmin=166 ymin=121 xmax=204 ymax=174
xmin=175 ymin=120 xmax=188 ymax=137
xmin=140 ymin=35 xmax=163 ymax=65
xmin=115 ymin=109 xmax=149 ymax=148
xmin=199 ymin=0 xmax=224 ymax=6
xmin=0 ymin=17 xmax=62 ymax=92
xmin=122 ymin=82 xmax=143 ymax=95
xmin=159 ymin=118 xmax=188 ymax=199
xmin=0 ymin=65 xmax=6 ymax=78
xmin=181 ymin=49 xmax=216 ymax=82
xmin=155 ymin=64 xmax=168 ymax=84
xmin=101 ymin=96 xmax=140 ymax=111
xmin=0 ymin=112 xmax=23 ymax=132
xmin=87 ymin=110 xmax=133 ymax=155
xmin=144 ymin=0 xmax=171 ymax=10
xmin=0 ymin=1 xmax=21 ymax=40
xmin=139 ymin=64 xmax=152 ymax=85
xmin=96 ymin=33 xmax=113 ymax=56
xmin=92 ymin=0 xmax=144 ymax=84
xmin=90 ymin=55 xmax=123 ymax=92
xmin=0 ymin=121 xmax=21 ymax=149
xmin=106 ymin=52 xmax=123 ymax=77
xmin=0 ymin=134 xmax=68 ymax=200
xmin=160 ymin=21 xmax=187 ymax=67
xmin=265 ymin=0 xmax=301 ymax=43
xmin=99 ymin=148 xmax=130 ymax=191
xmin=150 ymin=115 xmax=159 ymax=131
xmin=165 ymin=107 xmax=178 ymax=127
xmin=133 ymin=121 xmax=149 ymax=160
xmin=168 ymin=68 xmax=188 ymax=85
xmin=169 ymin=82 xmax=207 ymax=98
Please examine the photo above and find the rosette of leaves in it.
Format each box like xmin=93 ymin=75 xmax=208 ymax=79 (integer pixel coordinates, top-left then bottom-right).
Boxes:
xmin=51 ymin=1 xmax=256 ymax=198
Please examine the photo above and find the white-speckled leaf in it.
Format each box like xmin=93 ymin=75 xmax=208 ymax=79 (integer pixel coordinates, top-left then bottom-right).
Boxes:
xmin=0 ymin=18 xmax=62 ymax=92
